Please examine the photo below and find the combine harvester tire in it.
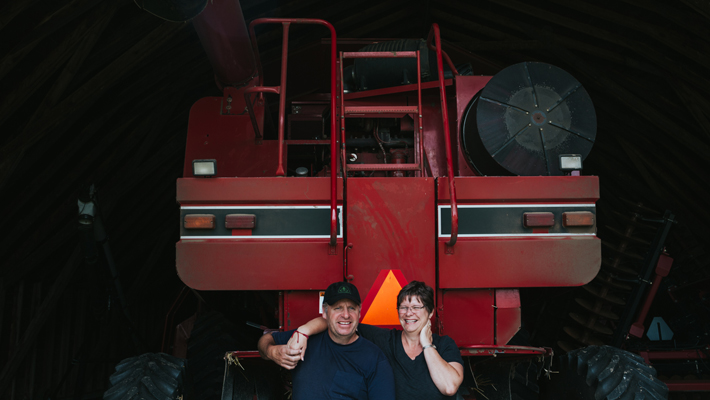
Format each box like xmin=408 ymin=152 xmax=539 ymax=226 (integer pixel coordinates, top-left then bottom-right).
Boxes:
xmin=103 ymin=353 xmax=186 ymax=400
xmin=545 ymin=345 xmax=668 ymax=400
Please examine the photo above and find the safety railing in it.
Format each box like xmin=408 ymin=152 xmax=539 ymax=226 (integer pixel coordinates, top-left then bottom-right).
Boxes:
xmin=427 ymin=23 xmax=458 ymax=248
xmin=247 ymin=18 xmax=339 ymax=247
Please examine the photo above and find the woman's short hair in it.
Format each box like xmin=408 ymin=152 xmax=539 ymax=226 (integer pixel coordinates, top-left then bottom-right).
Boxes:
xmin=397 ymin=281 xmax=434 ymax=313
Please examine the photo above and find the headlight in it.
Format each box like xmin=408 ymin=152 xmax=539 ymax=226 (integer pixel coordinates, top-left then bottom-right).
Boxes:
xmin=193 ymin=159 xmax=217 ymax=177
xmin=559 ymin=154 xmax=582 ymax=172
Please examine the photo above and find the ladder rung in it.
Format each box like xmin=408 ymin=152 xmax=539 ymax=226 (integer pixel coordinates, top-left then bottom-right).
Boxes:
xmin=347 ymin=163 xmax=420 ymax=171
xmin=285 ymin=140 xmax=330 ymax=145
xmin=342 ymin=51 xmax=418 ymax=59
xmin=344 ymin=106 xmax=418 ymax=115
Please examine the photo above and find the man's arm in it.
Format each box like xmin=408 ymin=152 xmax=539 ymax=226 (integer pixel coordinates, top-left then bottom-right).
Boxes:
xmin=285 ymin=317 xmax=327 ymax=360
xmin=367 ymin=358 xmax=396 ymax=400
xmin=257 ymin=332 xmax=302 ymax=370
xmin=296 ymin=317 xmax=327 ymax=336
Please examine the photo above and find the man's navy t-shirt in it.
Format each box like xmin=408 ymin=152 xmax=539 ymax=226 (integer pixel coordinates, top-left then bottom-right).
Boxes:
xmin=357 ymin=324 xmax=463 ymax=400
xmin=272 ymin=329 xmax=395 ymax=400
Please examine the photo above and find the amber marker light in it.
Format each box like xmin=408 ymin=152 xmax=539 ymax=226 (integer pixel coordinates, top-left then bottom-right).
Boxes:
xmin=184 ymin=214 xmax=216 ymax=229
xmin=563 ymin=211 xmax=595 ymax=227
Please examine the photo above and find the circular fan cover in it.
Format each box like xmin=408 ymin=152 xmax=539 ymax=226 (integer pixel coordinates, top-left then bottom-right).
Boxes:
xmin=462 ymin=62 xmax=596 ymax=176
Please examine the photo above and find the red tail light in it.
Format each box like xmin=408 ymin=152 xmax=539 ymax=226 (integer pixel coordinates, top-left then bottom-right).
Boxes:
xmin=523 ymin=212 xmax=555 ymax=227
xmin=225 ymin=214 xmax=256 ymax=229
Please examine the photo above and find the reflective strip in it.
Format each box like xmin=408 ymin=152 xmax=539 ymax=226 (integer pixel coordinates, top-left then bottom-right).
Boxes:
xmin=179 ymin=205 xmax=343 ymax=239
xmin=438 ymin=204 xmax=596 ymax=237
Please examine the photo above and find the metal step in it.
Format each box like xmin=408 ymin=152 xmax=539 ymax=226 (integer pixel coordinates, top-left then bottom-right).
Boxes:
xmin=343 ymin=106 xmax=418 ymax=116
xmin=346 ymin=163 xmax=420 ymax=171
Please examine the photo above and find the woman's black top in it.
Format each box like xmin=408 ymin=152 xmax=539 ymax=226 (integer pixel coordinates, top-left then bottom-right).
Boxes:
xmin=358 ymin=324 xmax=463 ymax=400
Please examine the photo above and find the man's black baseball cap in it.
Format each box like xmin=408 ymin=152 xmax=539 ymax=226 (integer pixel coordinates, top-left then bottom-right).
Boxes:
xmin=323 ymin=281 xmax=361 ymax=306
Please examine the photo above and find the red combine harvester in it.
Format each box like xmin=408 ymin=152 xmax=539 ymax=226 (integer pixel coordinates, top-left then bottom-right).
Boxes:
xmin=105 ymin=0 xmax=672 ymax=399
xmin=175 ymin=1 xmax=603 ymax=399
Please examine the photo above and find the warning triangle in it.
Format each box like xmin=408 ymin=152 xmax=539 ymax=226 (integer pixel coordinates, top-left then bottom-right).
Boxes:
xmin=362 ymin=270 xmax=404 ymax=325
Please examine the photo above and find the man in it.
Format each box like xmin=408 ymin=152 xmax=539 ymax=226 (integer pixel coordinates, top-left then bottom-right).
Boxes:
xmin=258 ymin=281 xmax=395 ymax=400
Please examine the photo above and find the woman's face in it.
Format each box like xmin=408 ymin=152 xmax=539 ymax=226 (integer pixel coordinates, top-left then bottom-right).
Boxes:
xmin=398 ymin=295 xmax=431 ymax=334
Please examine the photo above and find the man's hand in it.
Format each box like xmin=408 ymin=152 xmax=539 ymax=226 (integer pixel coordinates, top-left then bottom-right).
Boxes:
xmin=269 ymin=344 xmax=302 ymax=370
xmin=287 ymin=331 xmax=309 ymax=361
xmin=257 ymin=332 xmax=302 ymax=370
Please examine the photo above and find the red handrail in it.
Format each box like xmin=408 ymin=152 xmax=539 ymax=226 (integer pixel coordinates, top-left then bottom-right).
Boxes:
xmin=248 ymin=18 xmax=339 ymax=247
xmin=244 ymin=86 xmax=279 ymax=141
xmin=427 ymin=24 xmax=458 ymax=247
xmin=426 ymin=30 xmax=459 ymax=76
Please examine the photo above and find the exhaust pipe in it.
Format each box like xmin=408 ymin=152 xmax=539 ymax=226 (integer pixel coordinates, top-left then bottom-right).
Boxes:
xmin=192 ymin=0 xmax=257 ymax=88
xmin=136 ymin=0 xmax=257 ymax=88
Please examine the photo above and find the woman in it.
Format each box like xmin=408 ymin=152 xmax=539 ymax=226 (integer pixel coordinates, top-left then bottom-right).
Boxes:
xmin=290 ymin=281 xmax=464 ymax=399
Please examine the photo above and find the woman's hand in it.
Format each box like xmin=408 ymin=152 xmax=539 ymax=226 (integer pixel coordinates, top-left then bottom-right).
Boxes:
xmin=419 ymin=319 xmax=433 ymax=348
xmin=286 ymin=330 xmax=309 ymax=361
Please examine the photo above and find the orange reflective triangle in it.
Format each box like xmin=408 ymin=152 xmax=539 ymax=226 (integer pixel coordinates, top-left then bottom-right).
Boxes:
xmin=362 ymin=270 xmax=403 ymax=325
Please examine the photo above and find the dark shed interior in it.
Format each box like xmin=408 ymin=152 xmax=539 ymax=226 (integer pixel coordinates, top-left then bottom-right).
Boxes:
xmin=0 ymin=0 xmax=708 ymax=398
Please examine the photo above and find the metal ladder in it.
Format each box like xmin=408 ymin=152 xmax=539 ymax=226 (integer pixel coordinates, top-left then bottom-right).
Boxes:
xmin=338 ymin=50 xmax=425 ymax=176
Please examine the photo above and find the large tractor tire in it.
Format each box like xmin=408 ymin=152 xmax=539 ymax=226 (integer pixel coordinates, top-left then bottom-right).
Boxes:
xmin=103 ymin=353 xmax=186 ymax=400
xmin=544 ymin=345 xmax=668 ymax=400
xmin=187 ymin=310 xmax=240 ymax=400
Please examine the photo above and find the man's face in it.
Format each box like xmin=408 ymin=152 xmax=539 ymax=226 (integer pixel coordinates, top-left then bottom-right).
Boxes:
xmin=323 ymin=299 xmax=360 ymax=344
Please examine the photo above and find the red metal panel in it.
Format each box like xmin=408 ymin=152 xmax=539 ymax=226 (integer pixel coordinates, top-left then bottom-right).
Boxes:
xmin=439 ymin=237 xmax=600 ymax=288
xmin=184 ymin=97 xmax=284 ymax=178
xmin=438 ymin=175 xmax=600 ymax=288
xmin=638 ymin=349 xmax=709 ymax=361
xmin=439 ymin=176 xmax=600 ymax=202
xmin=176 ymin=240 xmax=342 ymax=290
xmin=439 ymin=289 xmax=494 ymax=346
xmin=343 ymin=79 xmax=453 ymax=101
xmin=346 ymin=178 xmax=436 ymax=314
xmin=496 ymin=289 xmax=521 ymax=345
xmin=284 ymin=290 xmax=324 ymax=331
xmin=177 ymin=177 xmax=343 ymax=203
xmin=460 ymin=345 xmax=550 ymax=357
